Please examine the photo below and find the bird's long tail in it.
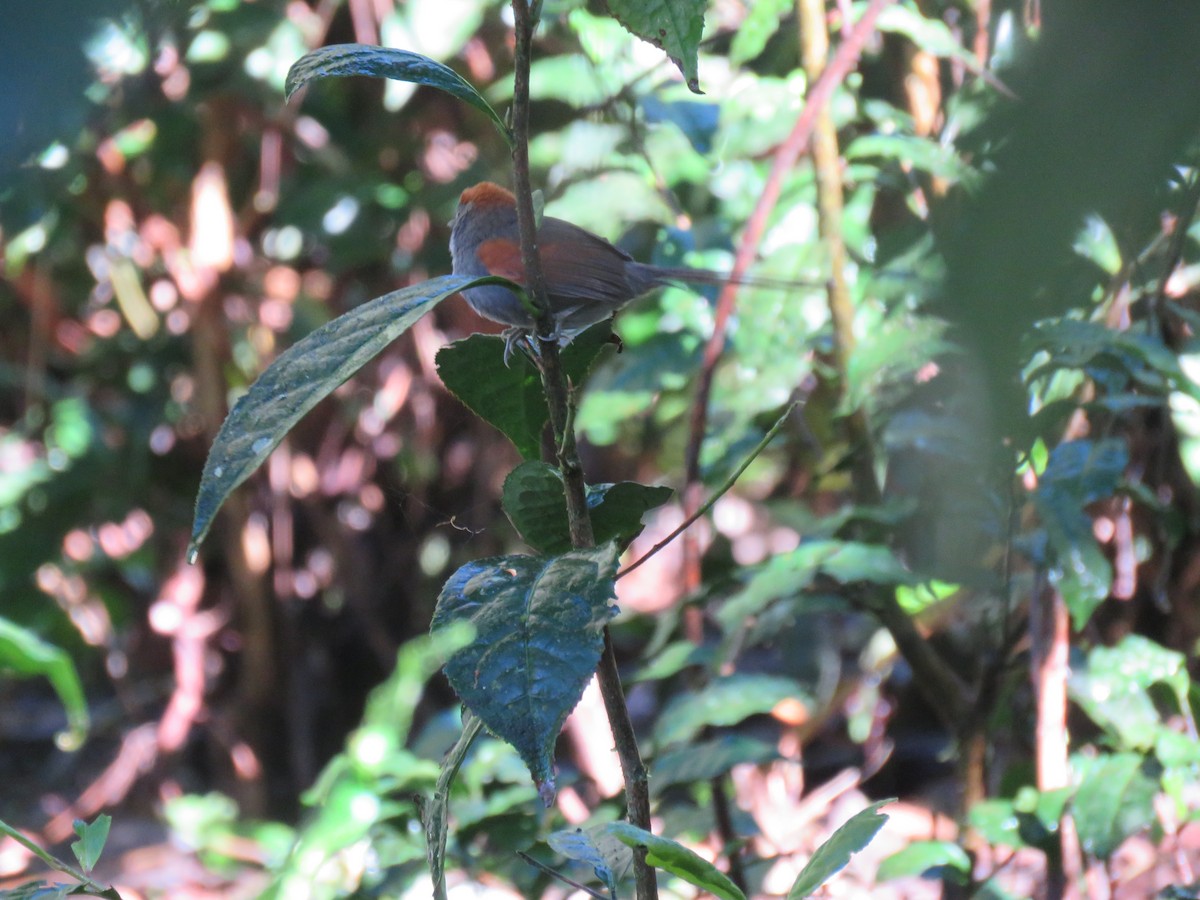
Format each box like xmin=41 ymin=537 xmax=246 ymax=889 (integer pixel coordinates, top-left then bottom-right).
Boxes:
xmin=627 ymin=261 xmax=822 ymax=295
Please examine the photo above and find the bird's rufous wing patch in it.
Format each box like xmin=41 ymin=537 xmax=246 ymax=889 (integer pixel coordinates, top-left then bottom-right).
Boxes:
xmin=476 ymin=239 xmax=526 ymax=281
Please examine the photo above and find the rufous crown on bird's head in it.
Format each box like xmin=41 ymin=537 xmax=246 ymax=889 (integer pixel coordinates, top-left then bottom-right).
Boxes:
xmin=459 ymin=182 xmax=515 ymax=208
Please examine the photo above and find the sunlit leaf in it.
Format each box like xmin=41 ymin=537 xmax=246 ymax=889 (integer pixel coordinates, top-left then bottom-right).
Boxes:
xmin=604 ymin=0 xmax=706 ymax=93
xmin=729 ymin=0 xmax=791 ymax=65
xmin=0 ymin=617 xmax=89 ymax=751
xmin=846 ymin=134 xmax=974 ymax=183
xmin=1069 ymin=635 xmax=1188 ymax=752
xmin=654 ymin=674 xmax=809 ymax=747
xmin=605 ymin=822 xmax=746 ymax=900
xmin=875 ymin=5 xmax=978 ymax=66
xmin=1071 ymin=752 xmax=1158 ymax=860
xmin=876 ymin=839 xmax=970 ymax=883
xmin=189 ymin=275 xmax=511 ymax=556
xmin=787 ymin=800 xmax=892 ymax=898
xmin=285 ymin=43 xmax=510 ymax=142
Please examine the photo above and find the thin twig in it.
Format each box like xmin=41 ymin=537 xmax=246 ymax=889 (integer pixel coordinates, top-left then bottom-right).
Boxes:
xmin=517 ymin=851 xmax=610 ymax=900
xmin=620 ymin=402 xmax=798 ymax=579
xmin=0 ymin=819 xmax=109 ymax=894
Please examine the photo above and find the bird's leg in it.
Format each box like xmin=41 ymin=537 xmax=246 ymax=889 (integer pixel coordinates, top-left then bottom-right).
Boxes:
xmin=499 ymin=327 xmax=542 ymax=367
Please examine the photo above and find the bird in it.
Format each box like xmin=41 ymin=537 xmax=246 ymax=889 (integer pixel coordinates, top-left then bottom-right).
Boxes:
xmin=448 ymin=181 xmax=792 ymax=346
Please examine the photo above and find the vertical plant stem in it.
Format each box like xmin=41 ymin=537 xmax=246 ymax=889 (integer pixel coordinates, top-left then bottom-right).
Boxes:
xmin=508 ymin=4 xmax=656 ymax=898
xmin=1031 ymin=578 xmax=1073 ymax=900
xmin=798 ymin=0 xmax=971 ymax=728
xmin=797 ymin=0 xmax=878 ymax=502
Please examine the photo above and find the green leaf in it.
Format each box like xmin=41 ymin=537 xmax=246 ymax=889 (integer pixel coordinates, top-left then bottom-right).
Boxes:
xmin=1069 ymin=635 xmax=1188 ymax=752
xmin=189 ymin=275 xmax=509 ymax=556
xmin=501 ymin=462 xmax=572 ymax=552
xmin=787 ymin=800 xmax=892 ymax=898
xmin=654 ymin=674 xmax=809 ymax=747
xmin=605 ymin=0 xmax=706 ymax=94
xmin=285 ymin=43 xmax=510 ymax=143
xmin=269 ymin=626 xmax=472 ymax=890
xmin=845 ymin=134 xmax=973 ymax=183
xmin=438 ymin=335 xmax=546 ymax=459
xmin=430 ymin=544 xmax=620 ymax=796
xmin=967 ymin=798 xmax=1027 ymax=849
xmin=717 ymin=541 xmax=914 ymax=632
xmin=651 ymin=735 xmax=779 ymax=795
xmin=1025 ymin=319 xmax=1198 ymax=400
xmin=502 ymin=461 xmax=672 ymax=554
xmin=876 ymin=839 xmax=971 ymax=883
xmin=604 ymin=822 xmax=746 ymax=900
xmin=0 ymin=617 xmax=89 ymax=751
xmin=589 ymin=481 xmax=673 ymax=549
xmin=1032 ymin=438 xmax=1127 ymax=627
xmin=729 ymin=0 xmax=791 ymax=65
xmin=629 ymin=640 xmax=714 ymax=683
xmin=70 ymin=815 xmax=111 ymax=874
xmin=548 ymin=825 xmax=633 ymax=896
xmin=1070 ymin=752 xmax=1158 ymax=859
xmin=436 ymin=323 xmax=613 ymax=460
xmin=875 ymin=5 xmax=979 ymax=65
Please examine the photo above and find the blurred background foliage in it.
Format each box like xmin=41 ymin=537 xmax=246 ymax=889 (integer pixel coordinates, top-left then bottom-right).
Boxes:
xmin=5 ymin=0 xmax=1200 ymax=897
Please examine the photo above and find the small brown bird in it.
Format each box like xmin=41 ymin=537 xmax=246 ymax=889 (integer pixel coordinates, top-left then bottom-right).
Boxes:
xmin=449 ymin=182 xmax=787 ymax=344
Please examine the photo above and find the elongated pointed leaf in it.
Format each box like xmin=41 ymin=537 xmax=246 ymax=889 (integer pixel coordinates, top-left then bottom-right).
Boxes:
xmin=430 ymin=544 xmax=620 ymax=797
xmin=651 ymin=735 xmax=780 ymax=796
xmin=190 ymin=275 xmax=512 ymax=556
xmin=876 ymin=840 xmax=971 ymax=883
xmin=605 ymin=822 xmax=745 ymax=900
xmin=654 ymin=674 xmax=810 ymax=748
xmin=286 ymin=44 xmax=510 ymax=143
xmin=787 ymin=800 xmax=892 ymax=898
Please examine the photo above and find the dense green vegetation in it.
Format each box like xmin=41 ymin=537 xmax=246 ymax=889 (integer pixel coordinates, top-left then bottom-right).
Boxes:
xmin=5 ymin=1 xmax=1200 ymax=897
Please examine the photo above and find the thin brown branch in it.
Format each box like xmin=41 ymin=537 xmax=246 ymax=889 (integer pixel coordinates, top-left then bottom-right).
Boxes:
xmin=682 ymin=0 xmax=895 ymax=501
xmin=620 ymin=403 xmax=797 ymax=579
xmin=508 ymin=4 xmax=655 ymax=898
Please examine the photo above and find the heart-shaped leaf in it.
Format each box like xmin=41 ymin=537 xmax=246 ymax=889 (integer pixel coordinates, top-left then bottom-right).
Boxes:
xmin=431 ymin=544 xmax=620 ymax=798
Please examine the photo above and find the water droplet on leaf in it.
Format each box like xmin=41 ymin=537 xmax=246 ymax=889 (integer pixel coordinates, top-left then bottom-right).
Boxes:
xmin=252 ymin=437 xmax=271 ymax=454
